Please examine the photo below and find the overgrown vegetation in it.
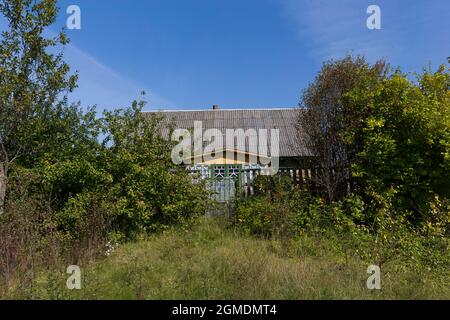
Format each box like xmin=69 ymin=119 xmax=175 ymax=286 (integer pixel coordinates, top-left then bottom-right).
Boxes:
xmin=0 ymin=0 xmax=448 ymax=300
xmin=234 ymin=55 xmax=450 ymax=297
xmin=0 ymin=0 xmax=207 ymax=296
xmin=3 ymin=218 xmax=449 ymax=300
xmin=299 ymin=55 xmax=449 ymax=226
xmin=236 ymin=176 xmax=450 ymax=271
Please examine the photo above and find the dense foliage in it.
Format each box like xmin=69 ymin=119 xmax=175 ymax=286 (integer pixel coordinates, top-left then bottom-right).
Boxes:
xmin=1 ymin=0 xmax=448 ymax=299
xmin=0 ymin=0 xmax=78 ymax=213
xmin=298 ymin=55 xmax=449 ymax=236
xmin=0 ymin=1 xmax=208 ymax=292
xmin=342 ymin=65 xmax=450 ymax=229
xmin=235 ymin=57 xmax=449 ymax=281
xmin=298 ymin=56 xmax=388 ymax=202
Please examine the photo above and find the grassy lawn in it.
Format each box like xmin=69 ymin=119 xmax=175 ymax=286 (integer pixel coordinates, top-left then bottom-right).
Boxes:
xmin=5 ymin=218 xmax=450 ymax=300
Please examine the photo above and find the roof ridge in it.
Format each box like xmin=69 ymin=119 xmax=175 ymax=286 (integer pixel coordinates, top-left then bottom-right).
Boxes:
xmin=143 ymin=107 xmax=299 ymax=113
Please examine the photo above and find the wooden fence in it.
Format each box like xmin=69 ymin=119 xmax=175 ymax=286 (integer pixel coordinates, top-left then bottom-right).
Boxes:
xmin=239 ymin=167 xmax=313 ymax=197
xmin=188 ymin=164 xmax=316 ymax=201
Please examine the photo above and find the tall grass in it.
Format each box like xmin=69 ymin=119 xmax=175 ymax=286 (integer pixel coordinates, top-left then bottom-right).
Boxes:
xmin=4 ymin=218 xmax=448 ymax=300
xmin=0 ymin=177 xmax=113 ymax=298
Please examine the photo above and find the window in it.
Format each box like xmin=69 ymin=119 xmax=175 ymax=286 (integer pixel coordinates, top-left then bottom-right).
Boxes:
xmin=228 ymin=166 xmax=240 ymax=178
xmin=211 ymin=165 xmax=242 ymax=183
xmin=214 ymin=165 xmax=226 ymax=179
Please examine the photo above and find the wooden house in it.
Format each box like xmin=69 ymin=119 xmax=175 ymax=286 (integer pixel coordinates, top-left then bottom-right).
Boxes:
xmin=147 ymin=106 xmax=313 ymax=200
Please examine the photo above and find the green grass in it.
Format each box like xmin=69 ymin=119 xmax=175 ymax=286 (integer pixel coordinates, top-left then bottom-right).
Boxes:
xmin=5 ymin=218 xmax=450 ymax=300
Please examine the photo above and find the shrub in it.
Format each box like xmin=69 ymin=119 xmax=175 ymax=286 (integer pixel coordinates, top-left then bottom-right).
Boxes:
xmin=0 ymin=173 xmax=62 ymax=297
xmin=235 ymin=197 xmax=277 ymax=237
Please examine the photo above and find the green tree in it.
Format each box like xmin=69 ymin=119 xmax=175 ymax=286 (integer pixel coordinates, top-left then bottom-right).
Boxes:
xmin=0 ymin=0 xmax=77 ymax=213
xmin=98 ymin=100 xmax=208 ymax=235
xmin=299 ymin=55 xmax=449 ymax=230
xmin=343 ymin=65 xmax=450 ymax=222
xmin=40 ymin=99 xmax=209 ymax=238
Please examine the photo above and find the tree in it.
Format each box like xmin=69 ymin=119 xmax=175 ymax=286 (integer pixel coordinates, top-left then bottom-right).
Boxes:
xmin=343 ymin=64 xmax=450 ymax=220
xmin=98 ymin=100 xmax=208 ymax=234
xmin=298 ymin=55 xmax=387 ymax=203
xmin=0 ymin=0 xmax=77 ymax=213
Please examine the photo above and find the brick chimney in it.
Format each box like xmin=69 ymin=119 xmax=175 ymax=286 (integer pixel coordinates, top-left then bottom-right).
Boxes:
xmin=212 ymin=105 xmax=220 ymax=110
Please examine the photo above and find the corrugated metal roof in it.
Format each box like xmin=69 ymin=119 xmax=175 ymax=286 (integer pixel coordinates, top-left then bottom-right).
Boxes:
xmin=144 ymin=108 xmax=311 ymax=157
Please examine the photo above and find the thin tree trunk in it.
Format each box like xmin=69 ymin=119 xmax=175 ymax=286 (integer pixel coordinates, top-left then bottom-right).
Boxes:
xmin=0 ymin=162 xmax=6 ymax=215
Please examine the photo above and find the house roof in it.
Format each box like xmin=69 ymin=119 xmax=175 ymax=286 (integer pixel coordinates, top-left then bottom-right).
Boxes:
xmin=144 ymin=108 xmax=311 ymax=158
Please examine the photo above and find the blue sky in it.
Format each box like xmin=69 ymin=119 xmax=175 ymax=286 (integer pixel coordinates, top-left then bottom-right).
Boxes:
xmin=1 ymin=0 xmax=449 ymax=111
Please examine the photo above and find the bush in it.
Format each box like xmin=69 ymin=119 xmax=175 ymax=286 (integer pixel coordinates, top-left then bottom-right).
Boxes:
xmin=236 ymin=175 xmax=450 ymax=273
xmin=235 ymin=197 xmax=278 ymax=236
xmin=0 ymin=173 xmax=62 ymax=297
xmin=0 ymin=102 xmax=210 ymax=295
